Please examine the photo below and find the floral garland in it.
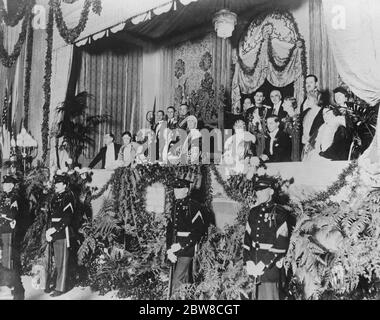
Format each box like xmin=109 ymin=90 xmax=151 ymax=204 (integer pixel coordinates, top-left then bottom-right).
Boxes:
xmin=0 ymin=0 xmax=28 ymax=27
xmin=301 ymin=160 xmax=358 ymax=206
xmin=23 ymin=13 xmax=34 ymax=129
xmin=52 ymin=0 xmax=102 ymax=44
xmin=0 ymin=6 xmax=30 ymax=67
xmin=237 ymin=10 xmax=307 ymax=82
xmin=42 ymin=0 xmax=54 ymax=163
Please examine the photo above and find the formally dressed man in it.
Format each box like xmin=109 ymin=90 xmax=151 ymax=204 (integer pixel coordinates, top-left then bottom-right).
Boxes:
xmin=268 ymin=90 xmax=287 ymax=120
xmin=264 ymin=116 xmax=291 ymax=162
xmin=89 ymin=133 xmax=121 ymax=169
xmin=154 ymin=110 xmax=167 ymax=161
xmin=166 ymin=178 xmax=208 ymax=294
xmin=167 ymin=106 xmax=178 ymax=130
xmin=0 ymin=175 xmax=24 ymax=300
xmin=177 ymin=104 xmax=190 ymax=130
xmin=243 ymin=177 xmax=291 ymax=300
xmin=300 ymin=75 xmax=324 ymax=152
xmin=45 ymin=173 xmax=76 ymax=297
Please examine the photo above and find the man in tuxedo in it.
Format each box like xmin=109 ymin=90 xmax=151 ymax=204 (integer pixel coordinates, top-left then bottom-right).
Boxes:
xmin=300 ymin=75 xmax=324 ymax=152
xmin=177 ymin=104 xmax=190 ymax=130
xmin=268 ymin=90 xmax=287 ymax=120
xmin=89 ymin=133 xmax=121 ymax=169
xmin=264 ymin=116 xmax=291 ymax=162
xmin=154 ymin=110 xmax=167 ymax=161
xmin=167 ymin=106 xmax=178 ymax=130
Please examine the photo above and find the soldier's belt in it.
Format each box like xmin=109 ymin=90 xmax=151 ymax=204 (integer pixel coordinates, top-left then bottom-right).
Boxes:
xmin=52 ymin=218 xmax=62 ymax=222
xmin=177 ymin=232 xmax=190 ymax=237
xmin=252 ymin=241 xmax=286 ymax=253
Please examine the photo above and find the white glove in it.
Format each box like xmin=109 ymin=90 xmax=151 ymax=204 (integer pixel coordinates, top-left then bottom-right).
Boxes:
xmin=276 ymin=258 xmax=284 ymax=269
xmin=167 ymin=249 xmax=177 ymax=263
xmin=10 ymin=220 xmax=16 ymax=229
xmin=170 ymin=243 xmax=182 ymax=253
xmin=45 ymin=228 xmax=56 ymax=242
xmin=246 ymin=261 xmax=265 ymax=277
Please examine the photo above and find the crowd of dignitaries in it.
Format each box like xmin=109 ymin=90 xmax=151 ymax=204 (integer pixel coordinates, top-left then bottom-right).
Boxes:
xmin=240 ymin=75 xmax=356 ymax=163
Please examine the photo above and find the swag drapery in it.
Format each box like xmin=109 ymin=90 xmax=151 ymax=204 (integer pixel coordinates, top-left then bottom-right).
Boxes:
xmin=322 ymin=0 xmax=380 ymax=165
xmin=231 ymin=11 xmax=306 ymax=114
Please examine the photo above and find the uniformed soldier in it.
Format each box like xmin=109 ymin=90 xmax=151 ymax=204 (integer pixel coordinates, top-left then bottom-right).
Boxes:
xmin=166 ymin=178 xmax=209 ymax=294
xmin=243 ymin=176 xmax=290 ymax=300
xmin=45 ymin=173 xmax=75 ymax=297
xmin=0 ymin=174 xmax=25 ymax=299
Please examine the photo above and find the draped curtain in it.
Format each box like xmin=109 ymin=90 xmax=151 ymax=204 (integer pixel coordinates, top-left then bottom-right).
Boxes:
xmin=309 ymin=0 xmax=339 ymax=95
xmin=76 ymin=41 xmax=142 ymax=165
xmin=322 ymin=0 xmax=380 ymax=163
xmin=48 ymin=45 xmax=74 ymax=168
xmin=0 ymin=21 xmax=26 ymax=161
xmin=231 ymin=11 xmax=306 ymax=114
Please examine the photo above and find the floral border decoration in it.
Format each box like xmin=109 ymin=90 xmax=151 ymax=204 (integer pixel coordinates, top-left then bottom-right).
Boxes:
xmin=301 ymin=160 xmax=358 ymax=206
xmin=0 ymin=4 xmax=31 ymax=68
xmin=42 ymin=0 xmax=54 ymax=163
xmin=53 ymin=0 xmax=102 ymax=44
xmin=0 ymin=0 xmax=28 ymax=27
xmin=237 ymin=10 xmax=307 ymax=80
xmin=23 ymin=12 xmax=34 ymax=129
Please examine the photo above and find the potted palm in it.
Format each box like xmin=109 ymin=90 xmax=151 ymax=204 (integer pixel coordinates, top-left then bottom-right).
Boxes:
xmin=55 ymin=91 xmax=110 ymax=167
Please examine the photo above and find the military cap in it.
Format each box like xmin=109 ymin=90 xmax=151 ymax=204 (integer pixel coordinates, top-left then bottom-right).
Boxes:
xmin=253 ymin=176 xmax=277 ymax=191
xmin=2 ymin=175 xmax=18 ymax=184
xmin=172 ymin=178 xmax=191 ymax=189
xmin=53 ymin=173 xmax=69 ymax=185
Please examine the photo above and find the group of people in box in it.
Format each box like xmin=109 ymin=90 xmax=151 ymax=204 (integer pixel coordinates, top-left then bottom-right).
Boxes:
xmin=238 ymin=75 xmax=354 ymax=163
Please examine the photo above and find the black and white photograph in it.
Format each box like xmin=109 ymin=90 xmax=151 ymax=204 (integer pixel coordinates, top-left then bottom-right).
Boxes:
xmin=1 ymin=0 xmax=380 ymax=304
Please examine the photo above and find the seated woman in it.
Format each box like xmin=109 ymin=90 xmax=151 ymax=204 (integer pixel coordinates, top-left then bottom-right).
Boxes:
xmin=167 ymin=115 xmax=202 ymax=164
xmin=116 ymin=131 xmax=138 ymax=167
xmin=303 ymin=106 xmax=351 ymax=161
xmin=282 ymin=97 xmax=301 ymax=161
xmin=223 ymin=120 xmax=256 ymax=164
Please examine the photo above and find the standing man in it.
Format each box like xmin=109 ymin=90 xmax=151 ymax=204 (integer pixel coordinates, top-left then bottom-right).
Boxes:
xmin=88 ymin=133 xmax=121 ymax=169
xmin=45 ymin=173 xmax=76 ymax=297
xmin=243 ymin=177 xmax=291 ymax=300
xmin=300 ymin=75 xmax=324 ymax=154
xmin=0 ymin=175 xmax=24 ymax=300
xmin=166 ymin=178 xmax=209 ymax=295
xmin=154 ymin=110 xmax=167 ymax=161
xmin=268 ymin=90 xmax=287 ymax=120
xmin=264 ymin=116 xmax=291 ymax=162
xmin=167 ymin=106 xmax=178 ymax=130
xmin=177 ymin=104 xmax=190 ymax=130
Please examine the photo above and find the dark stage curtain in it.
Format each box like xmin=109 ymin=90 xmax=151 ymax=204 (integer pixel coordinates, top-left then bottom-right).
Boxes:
xmin=76 ymin=39 xmax=142 ymax=164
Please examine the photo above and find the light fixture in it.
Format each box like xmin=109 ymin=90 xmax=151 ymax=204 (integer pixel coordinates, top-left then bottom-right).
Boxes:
xmin=213 ymin=9 xmax=237 ymax=39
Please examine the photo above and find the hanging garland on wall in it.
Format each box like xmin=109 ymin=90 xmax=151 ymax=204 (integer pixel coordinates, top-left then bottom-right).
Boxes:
xmin=52 ymin=0 xmax=102 ymax=44
xmin=0 ymin=0 xmax=29 ymax=27
xmin=42 ymin=0 xmax=54 ymax=163
xmin=23 ymin=13 xmax=34 ymax=129
xmin=0 ymin=6 xmax=30 ymax=67
xmin=237 ymin=10 xmax=307 ymax=81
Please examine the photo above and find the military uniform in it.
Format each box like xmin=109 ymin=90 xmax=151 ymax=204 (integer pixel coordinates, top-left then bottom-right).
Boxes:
xmin=48 ymin=177 xmax=75 ymax=294
xmin=0 ymin=191 xmax=19 ymax=269
xmin=0 ymin=175 xmax=24 ymax=299
xmin=167 ymin=184 xmax=208 ymax=293
xmin=243 ymin=181 xmax=290 ymax=300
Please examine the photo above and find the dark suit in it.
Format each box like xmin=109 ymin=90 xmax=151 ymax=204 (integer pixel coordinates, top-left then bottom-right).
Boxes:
xmin=267 ymin=104 xmax=288 ymax=120
xmin=167 ymin=118 xmax=178 ymax=130
xmin=89 ymin=143 xmax=121 ymax=169
xmin=319 ymin=126 xmax=351 ymax=161
xmin=264 ymin=130 xmax=292 ymax=162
